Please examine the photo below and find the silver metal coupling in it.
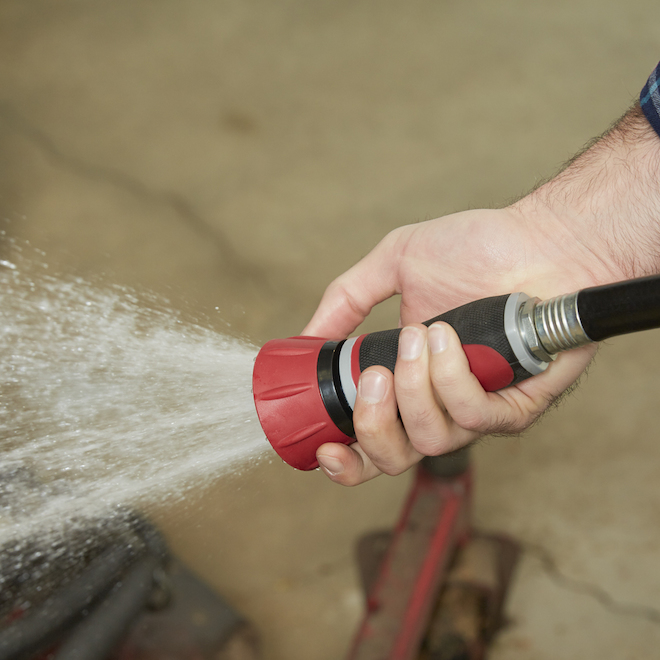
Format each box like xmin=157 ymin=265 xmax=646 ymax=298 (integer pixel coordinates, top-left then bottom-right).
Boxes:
xmin=516 ymin=295 xmax=554 ymax=363
xmin=504 ymin=292 xmax=551 ymax=374
xmin=532 ymin=292 xmax=591 ymax=355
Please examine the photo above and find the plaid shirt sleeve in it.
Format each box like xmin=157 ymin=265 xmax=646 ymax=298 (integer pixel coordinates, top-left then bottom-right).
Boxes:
xmin=640 ymin=61 xmax=660 ymax=138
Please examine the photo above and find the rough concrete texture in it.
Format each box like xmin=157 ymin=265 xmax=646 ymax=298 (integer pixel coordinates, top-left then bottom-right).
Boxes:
xmin=1 ymin=1 xmax=659 ymax=658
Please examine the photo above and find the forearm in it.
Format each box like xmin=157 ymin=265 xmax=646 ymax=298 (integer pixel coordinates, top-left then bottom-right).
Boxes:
xmin=512 ymin=102 xmax=660 ymax=282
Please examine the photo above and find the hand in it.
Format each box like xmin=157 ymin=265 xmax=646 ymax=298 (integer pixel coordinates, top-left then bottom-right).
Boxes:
xmin=304 ymin=208 xmax=608 ymax=485
xmin=304 ymin=103 xmax=660 ymax=486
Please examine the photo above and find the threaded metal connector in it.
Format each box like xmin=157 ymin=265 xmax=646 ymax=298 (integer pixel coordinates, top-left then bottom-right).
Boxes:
xmin=533 ymin=292 xmax=591 ymax=354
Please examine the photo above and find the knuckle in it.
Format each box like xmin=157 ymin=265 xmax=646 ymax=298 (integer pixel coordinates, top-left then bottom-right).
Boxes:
xmin=338 ymin=473 xmax=363 ymax=487
xmin=411 ymin=436 xmax=446 ymax=457
xmin=382 ymin=226 xmax=413 ymax=262
xmin=430 ymin=367 xmax=462 ymax=393
xmin=395 ymin=370 xmax=427 ymax=399
xmin=383 ymin=226 xmax=405 ymax=246
xmin=452 ymin=408 xmax=489 ymax=433
xmin=400 ymin=410 xmax=444 ymax=447
xmin=324 ymin=277 xmax=345 ymax=299
xmin=367 ymin=443 xmax=413 ymax=477
xmin=324 ymin=277 xmax=370 ymax=323
xmin=378 ymin=461 xmax=408 ymax=477
xmin=353 ymin=415 xmax=381 ymax=439
xmin=409 ymin=406 xmax=441 ymax=430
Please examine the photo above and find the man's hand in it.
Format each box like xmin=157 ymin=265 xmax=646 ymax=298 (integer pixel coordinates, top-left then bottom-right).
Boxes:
xmin=303 ymin=208 xmax=606 ymax=485
xmin=304 ymin=103 xmax=660 ymax=486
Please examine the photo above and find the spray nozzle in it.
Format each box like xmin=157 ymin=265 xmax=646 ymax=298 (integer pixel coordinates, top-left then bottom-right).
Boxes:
xmin=252 ymin=336 xmax=355 ymax=470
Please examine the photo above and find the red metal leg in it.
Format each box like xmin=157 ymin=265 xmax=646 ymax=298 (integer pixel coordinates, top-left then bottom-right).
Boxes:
xmin=347 ymin=465 xmax=472 ymax=660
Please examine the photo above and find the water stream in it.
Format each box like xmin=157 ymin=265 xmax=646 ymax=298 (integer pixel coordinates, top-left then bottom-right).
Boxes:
xmin=0 ymin=244 xmax=266 ymax=596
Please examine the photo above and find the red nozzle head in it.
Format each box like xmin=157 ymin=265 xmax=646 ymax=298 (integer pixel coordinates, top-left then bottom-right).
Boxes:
xmin=252 ymin=336 xmax=353 ymax=470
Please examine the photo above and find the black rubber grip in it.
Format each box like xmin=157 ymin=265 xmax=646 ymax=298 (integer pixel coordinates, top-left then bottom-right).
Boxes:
xmin=577 ymin=274 xmax=660 ymax=342
xmin=359 ymin=294 xmax=531 ymax=387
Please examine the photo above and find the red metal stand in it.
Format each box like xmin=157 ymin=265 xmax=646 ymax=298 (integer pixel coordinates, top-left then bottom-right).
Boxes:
xmin=348 ymin=459 xmax=518 ymax=660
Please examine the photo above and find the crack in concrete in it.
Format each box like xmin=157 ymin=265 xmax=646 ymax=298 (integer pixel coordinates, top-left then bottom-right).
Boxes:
xmin=522 ymin=541 xmax=660 ymax=627
xmin=0 ymin=102 xmax=273 ymax=292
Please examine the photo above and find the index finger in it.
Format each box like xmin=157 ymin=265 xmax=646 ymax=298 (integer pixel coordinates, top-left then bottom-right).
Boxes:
xmin=302 ymin=231 xmax=403 ymax=339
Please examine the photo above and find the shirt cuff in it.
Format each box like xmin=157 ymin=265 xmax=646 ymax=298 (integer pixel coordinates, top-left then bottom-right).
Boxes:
xmin=640 ymin=61 xmax=660 ymax=138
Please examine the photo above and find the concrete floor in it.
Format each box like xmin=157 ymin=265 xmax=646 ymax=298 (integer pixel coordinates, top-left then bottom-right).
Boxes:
xmin=1 ymin=1 xmax=660 ymax=658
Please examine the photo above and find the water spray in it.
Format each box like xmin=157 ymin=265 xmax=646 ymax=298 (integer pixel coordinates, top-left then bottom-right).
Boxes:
xmin=253 ymin=274 xmax=660 ymax=470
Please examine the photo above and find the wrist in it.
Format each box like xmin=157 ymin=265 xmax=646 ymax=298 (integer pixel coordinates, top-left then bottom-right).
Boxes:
xmin=512 ymin=103 xmax=660 ymax=281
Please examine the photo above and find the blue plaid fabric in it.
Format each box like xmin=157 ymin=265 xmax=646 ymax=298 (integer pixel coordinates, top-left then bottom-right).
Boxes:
xmin=640 ymin=61 xmax=660 ymax=138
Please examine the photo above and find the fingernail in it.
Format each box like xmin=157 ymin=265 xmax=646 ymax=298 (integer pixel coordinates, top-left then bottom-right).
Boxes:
xmin=398 ymin=326 xmax=425 ymax=361
xmin=359 ymin=370 xmax=387 ymax=404
xmin=317 ymin=455 xmax=344 ymax=475
xmin=428 ymin=323 xmax=449 ymax=354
